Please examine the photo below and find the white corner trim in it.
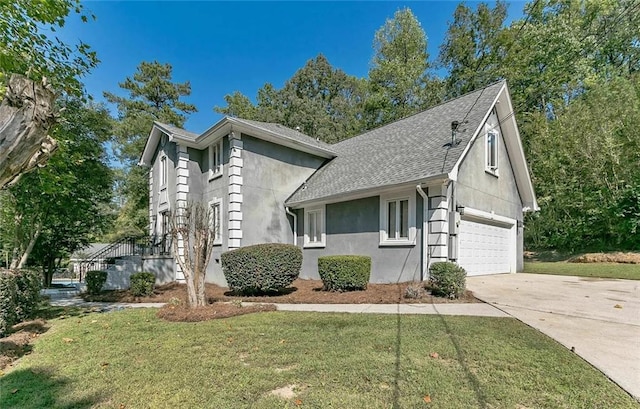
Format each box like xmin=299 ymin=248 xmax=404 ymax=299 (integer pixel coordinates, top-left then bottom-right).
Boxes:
xmin=228 ymin=131 xmax=243 ymax=249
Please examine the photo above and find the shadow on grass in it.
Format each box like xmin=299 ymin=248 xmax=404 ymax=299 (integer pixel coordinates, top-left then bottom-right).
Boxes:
xmin=0 ymin=367 xmax=104 ymax=409
xmin=433 ymin=305 xmax=489 ymax=408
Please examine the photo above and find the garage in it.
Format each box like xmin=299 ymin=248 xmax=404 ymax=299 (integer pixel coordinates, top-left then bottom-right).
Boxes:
xmin=457 ymin=216 xmax=515 ymax=276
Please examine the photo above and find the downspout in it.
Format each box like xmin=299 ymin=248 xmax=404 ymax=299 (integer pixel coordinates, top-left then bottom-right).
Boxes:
xmin=416 ymin=185 xmax=428 ymax=281
xmin=285 ymin=206 xmax=297 ymax=246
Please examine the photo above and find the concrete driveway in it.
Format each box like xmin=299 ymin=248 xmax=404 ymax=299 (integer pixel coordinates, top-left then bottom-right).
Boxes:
xmin=467 ymin=273 xmax=640 ymax=401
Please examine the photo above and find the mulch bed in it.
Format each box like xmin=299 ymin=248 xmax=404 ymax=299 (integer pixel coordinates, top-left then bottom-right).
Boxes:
xmin=0 ymin=319 xmax=49 ymax=372
xmin=82 ymin=279 xmax=479 ymax=305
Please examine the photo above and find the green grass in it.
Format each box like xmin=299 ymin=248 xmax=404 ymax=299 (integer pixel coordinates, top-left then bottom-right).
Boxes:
xmin=525 ymin=261 xmax=640 ymax=280
xmin=1 ymin=310 xmax=637 ymax=409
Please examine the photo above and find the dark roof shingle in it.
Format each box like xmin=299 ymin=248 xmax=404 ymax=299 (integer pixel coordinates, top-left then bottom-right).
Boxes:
xmin=286 ymin=81 xmax=505 ymax=205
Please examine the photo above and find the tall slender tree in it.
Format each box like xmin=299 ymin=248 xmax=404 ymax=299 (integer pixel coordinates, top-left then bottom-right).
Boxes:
xmin=366 ymin=8 xmax=441 ymax=126
xmin=105 ymin=61 xmax=197 ymax=236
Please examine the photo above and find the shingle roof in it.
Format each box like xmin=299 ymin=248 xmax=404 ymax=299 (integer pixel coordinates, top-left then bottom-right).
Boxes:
xmin=230 ymin=117 xmax=335 ymax=153
xmin=286 ymin=81 xmax=505 ymax=205
xmin=154 ymin=121 xmax=199 ymax=139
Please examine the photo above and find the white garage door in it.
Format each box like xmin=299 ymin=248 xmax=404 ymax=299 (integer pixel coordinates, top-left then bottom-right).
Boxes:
xmin=458 ymin=218 xmax=514 ymax=276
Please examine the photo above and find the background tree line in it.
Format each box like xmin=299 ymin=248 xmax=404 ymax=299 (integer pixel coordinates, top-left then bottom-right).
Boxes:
xmin=1 ymin=0 xmax=638 ymax=286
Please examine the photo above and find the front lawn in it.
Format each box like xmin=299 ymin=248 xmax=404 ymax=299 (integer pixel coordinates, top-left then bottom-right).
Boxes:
xmin=1 ymin=309 xmax=637 ymax=408
xmin=524 ymin=262 xmax=640 ymax=280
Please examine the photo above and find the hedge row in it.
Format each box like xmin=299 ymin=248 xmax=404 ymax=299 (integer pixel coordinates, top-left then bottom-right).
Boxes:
xmin=0 ymin=269 xmax=42 ymax=337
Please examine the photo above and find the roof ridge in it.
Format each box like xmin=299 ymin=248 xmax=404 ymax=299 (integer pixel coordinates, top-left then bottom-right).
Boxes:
xmin=230 ymin=117 xmax=334 ymax=148
xmin=333 ymin=79 xmax=505 ymax=148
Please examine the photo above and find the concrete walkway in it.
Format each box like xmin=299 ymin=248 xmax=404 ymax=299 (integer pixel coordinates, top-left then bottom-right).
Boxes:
xmin=48 ymin=294 xmax=507 ymax=317
xmin=467 ymin=273 xmax=640 ymax=402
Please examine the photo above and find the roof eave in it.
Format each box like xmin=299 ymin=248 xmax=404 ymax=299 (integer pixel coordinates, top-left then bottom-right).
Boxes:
xmin=285 ymin=174 xmax=449 ymax=208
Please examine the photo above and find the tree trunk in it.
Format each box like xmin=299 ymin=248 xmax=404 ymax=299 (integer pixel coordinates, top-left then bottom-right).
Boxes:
xmin=0 ymin=74 xmax=57 ymax=189
xmin=15 ymin=223 xmax=41 ymax=270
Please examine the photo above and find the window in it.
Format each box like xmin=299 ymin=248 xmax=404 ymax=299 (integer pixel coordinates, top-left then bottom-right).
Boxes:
xmin=210 ymin=198 xmax=222 ymax=245
xmin=486 ymin=130 xmax=498 ymax=174
xmin=159 ymin=155 xmax=167 ymax=186
xmin=160 ymin=211 xmax=170 ymax=254
xmin=209 ymin=140 xmax=223 ymax=179
xmin=380 ymin=192 xmax=416 ymax=245
xmin=304 ymin=206 xmax=325 ymax=248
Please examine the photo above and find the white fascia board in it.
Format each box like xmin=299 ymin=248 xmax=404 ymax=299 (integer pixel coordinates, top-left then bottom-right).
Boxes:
xmin=169 ymin=117 xmax=336 ymax=158
xmin=138 ymin=126 xmax=163 ymax=166
xmin=450 ymin=83 xmax=539 ymax=212
xmin=450 ymin=82 xmax=505 ymax=177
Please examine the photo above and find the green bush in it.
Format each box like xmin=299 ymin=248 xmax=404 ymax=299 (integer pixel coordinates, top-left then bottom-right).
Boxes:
xmin=221 ymin=243 xmax=302 ymax=294
xmin=0 ymin=270 xmax=18 ymax=337
xmin=429 ymin=262 xmax=467 ymax=299
xmin=85 ymin=270 xmax=107 ymax=295
xmin=130 ymin=272 xmax=156 ymax=297
xmin=0 ymin=269 xmax=43 ymax=337
xmin=318 ymin=255 xmax=371 ymax=291
xmin=14 ymin=269 xmax=42 ymax=321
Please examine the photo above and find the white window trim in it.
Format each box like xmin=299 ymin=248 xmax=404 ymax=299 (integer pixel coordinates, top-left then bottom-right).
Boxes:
xmin=209 ymin=197 xmax=223 ymax=246
xmin=209 ymin=140 xmax=223 ymax=180
xmin=159 ymin=154 xmax=168 ymax=187
xmin=485 ymin=127 xmax=499 ymax=177
xmin=379 ymin=191 xmax=416 ymax=246
xmin=304 ymin=205 xmax=326 ymax=248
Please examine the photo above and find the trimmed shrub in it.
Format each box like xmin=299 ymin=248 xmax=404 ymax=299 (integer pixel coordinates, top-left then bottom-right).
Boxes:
xmin=318 ymin=255 xmax=371 ymax=292
xmin=221 ymin=243 xmax=302 ymax=294
xmin=130 ymin=272 xmax=156 ymax=297
xmin=14 ymin=269 xmax=42 ymax=321
xmin=429 ymin=262 xmax=466 ymax=299
xmin=85 ymin=270 xmax=108 ymax=295
xmin=0 ymin=270 xmax=18 ymax=337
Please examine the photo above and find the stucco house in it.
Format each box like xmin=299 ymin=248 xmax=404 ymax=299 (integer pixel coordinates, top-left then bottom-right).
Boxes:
xmin=138 ymin=80 xmax=538 ymax=285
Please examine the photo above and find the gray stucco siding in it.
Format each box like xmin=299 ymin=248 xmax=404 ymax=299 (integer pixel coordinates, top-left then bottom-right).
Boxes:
xmin=241 ymin=134 xmax=326 ymax=247
xmin=298 ymin=194 xmax=424 ymax=283
xmin=455 ymin=112 xmax=524 ymax=271
xmin=456 ymin=116 xmax=522 ymax=221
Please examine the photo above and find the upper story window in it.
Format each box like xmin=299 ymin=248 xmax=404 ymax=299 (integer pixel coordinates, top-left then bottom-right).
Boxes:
xmin=304 ymin=206 xmax=326 ymax=248
xmin=380 ymin=191 xmax=416 ymax=246
xmin=486 ymin=129 xmax=499 ymax=176
xmin=159 ymin=155 xmax=168 ymax=187
xmin=209 ymin=140 xmax=223 ymax=180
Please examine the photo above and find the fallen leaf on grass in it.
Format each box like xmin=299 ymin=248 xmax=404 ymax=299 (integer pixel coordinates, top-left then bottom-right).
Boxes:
xmin=11 ymin=389 xmax=18 ymax=394
xmin=63 ymin=338 xmax=74 ymax=343
xmin=100 ymin=362 xmax=109 ymax=368
xmin=429 ymin=352 xmax=439 ymax=359
xmin=279 ymin=339 xmax=286 ymax=344
xmin=119 ymin=404 xmax=126 ymax=409
xmin=423 ymin=394 xmax=431 ymax=403
xmin=614 ymin=304 xmax=623 ymax=309
xmin=294 ymin=399 xmax=302 ymax=406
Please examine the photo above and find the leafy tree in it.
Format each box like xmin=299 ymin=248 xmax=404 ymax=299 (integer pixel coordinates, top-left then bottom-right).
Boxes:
xmin=170 ymin=202 xmax=216 ymax=307
xmin=0 ymin=99 xmax=113 ymax=285
xmin=0 ymin=0 xmax=98 ymax=95
xmin=0 ymin=0 xmax=98 ymax=189
xmin=216 ymin=54 xmax=366 ymax=143
xmin=525 ymin=74 xmax=640 ymax=251
xmin=105 ymin=61 xmax=197 ymax=236
xmin=438 ymin=1 xmax=508 ymax=98
xmin=366 ymin=8 xmax=441 ymax=126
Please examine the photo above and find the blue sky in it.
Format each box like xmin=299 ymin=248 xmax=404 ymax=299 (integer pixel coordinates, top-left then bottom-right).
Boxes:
xmin=62 ymin=1 xmax=526 ymax=133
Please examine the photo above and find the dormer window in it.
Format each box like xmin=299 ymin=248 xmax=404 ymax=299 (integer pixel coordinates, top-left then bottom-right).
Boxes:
xmin=486 ymin=130 xmax=498 ymax=175
xmin=209 ymin=140 xmax=223 ymax=180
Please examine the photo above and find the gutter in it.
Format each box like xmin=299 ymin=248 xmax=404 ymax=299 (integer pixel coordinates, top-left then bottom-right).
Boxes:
xmin=285 ymin=206 xmax=297 ymax=246
xmin=416 ymin=185 xmax=428 ymax=281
